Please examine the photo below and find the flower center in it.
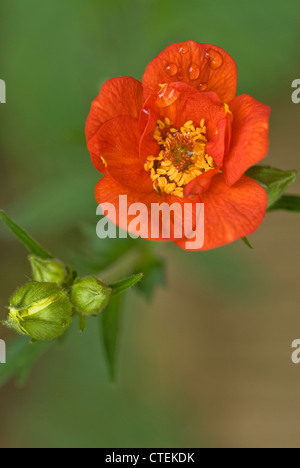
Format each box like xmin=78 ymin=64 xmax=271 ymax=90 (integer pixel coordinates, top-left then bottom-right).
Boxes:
xmin=144 ymin=118 xmax=215 ymax=198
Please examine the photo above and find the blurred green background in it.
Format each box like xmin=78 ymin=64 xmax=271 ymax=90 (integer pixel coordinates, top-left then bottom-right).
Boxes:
xmin=1 ymin=0 xmax=300 ymax=448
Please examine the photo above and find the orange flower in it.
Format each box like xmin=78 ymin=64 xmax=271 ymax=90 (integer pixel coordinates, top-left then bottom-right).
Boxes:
xmin=86 ymin=41 xmax=270 ymax=250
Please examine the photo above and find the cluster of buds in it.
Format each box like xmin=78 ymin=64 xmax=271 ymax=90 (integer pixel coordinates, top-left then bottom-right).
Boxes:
xmin=3 ymin=255 xmax=112 ymax=341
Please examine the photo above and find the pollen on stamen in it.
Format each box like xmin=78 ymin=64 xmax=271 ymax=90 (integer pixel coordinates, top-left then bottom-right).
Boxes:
xmin=224 ymin=103 xmax=232 ymax=115
xmin=144 ymin=118 xmax=215 ymax=198
xmin=100 ymin=156 xmax=108 ymax=168
xmin=157 ymin=120 xmax=165 ymax=129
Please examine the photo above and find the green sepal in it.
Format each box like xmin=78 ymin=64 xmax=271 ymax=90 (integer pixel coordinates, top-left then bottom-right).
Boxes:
xmin=246 ymin=166 xmax=298 ymax=209
xmin=241 ymin=237 xmax=254 ymax=249
xmin=267 ymin=194 xmax=300 ymax=212
xmin=110 ymin=273 xmax=143 ymax=296
xmin=29 ymin=255 xmax=68 ymax=285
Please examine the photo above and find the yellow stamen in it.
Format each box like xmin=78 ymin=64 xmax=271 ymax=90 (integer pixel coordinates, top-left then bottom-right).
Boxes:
xmin=169 ymin=170 xmax=179 ymax=181
xmin=100 ymin=156 xmax=108 ymax=168
xmin=144 ymin=118 xmax=215 ymax=198
xmin=167 ymin=167 xmax=177 ymax=177
xmin=156 ymin=168 xmax=166 ymax=175
xmin=157 ymin=120 xmax=165 ymax=129
xmin=172 ymin=190 xmax=184 ymax=198
xmin=158 ymin=177 xmax=167 ymax=188
xmin=224 ymin=103 xmax=232 ymax=115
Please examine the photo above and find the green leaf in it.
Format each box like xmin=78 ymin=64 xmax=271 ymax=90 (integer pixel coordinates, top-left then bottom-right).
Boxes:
xmin=246 ymin=166 xmax=298 ymax=209
xmin=0 ymin=336 xmax=51 ymax=387
xmin=100 ymin=294 xmax=123 ymax=382
xmin=0 ymin=210 xmax=52 ymax=259
xmin=241 ymin=237 xmax=254 ymax=249
xmin=135 ymin=255 xmax=166 ymax=302
xmin=110 ymin=273 xmax=143 ymax=296
xmin=268 ymin=194 xmax=300 ymax=212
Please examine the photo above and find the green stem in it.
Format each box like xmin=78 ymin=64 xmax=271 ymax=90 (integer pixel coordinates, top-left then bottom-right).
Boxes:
xmin=97 ymin=248 xmax=144 ymax=284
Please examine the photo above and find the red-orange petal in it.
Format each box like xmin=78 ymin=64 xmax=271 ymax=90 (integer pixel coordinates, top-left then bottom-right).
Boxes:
xmin=175 ymin=174 xmax=268 ymax=251
xmin=96 ymin=176 xmax=195 ymax=241
xmin=184 ymin=168 xmax=220 ymax=197
xmin=223 ymin=95 xmax=271 ymax=186
xmin=206 ymin=113 xmax=232 ymax=167
xmin=86 ymin=77 xmax=143 ymax=142
xmin=88 ymin=116 xmax=153 ymax=193
xmin=142 ymin=41 xmax=237 ymax=103
xmin=139 ymin=105 xmax=160 ymax=162
xmin=86 ymin=77 xmax=144 ymax=174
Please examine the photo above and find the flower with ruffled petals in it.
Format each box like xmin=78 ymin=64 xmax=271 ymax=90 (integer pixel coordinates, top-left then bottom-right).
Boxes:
xmin=86 ymin=41 xmax=270 ymax=250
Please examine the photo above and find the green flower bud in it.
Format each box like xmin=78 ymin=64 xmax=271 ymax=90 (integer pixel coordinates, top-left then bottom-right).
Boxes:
xmin=3 ymin=281 xmax=73 ymax=341
xmin=29 ymin=255 xmax=67 ymax=285
xmin=71 ymin=276 xmax=112 ymax=316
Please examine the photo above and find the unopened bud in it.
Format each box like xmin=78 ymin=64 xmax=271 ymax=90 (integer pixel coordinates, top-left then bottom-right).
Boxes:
xmin=3 ymin=281 xmax=73 ymax=341
xmin=71 ymin=276 xmax=112 ymax=316
xmin=29 ymin=255 xmax=67 ymax=285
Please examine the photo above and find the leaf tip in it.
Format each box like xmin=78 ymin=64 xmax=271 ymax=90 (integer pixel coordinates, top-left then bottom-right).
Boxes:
xmin=241 ymin=237 xmax=254 ymax=249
